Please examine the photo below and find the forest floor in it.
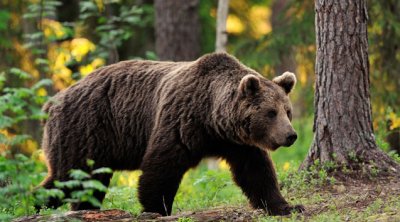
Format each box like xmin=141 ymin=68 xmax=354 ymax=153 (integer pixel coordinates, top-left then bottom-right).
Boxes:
xmin=15 ymin=174 xmax=400 ymax=222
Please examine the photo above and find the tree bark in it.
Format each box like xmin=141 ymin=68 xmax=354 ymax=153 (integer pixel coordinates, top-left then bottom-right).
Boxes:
xmin=154 ymin=0 xmax=201 ymax=61
xmin=300 ymin=0 xmax=399 ymax=174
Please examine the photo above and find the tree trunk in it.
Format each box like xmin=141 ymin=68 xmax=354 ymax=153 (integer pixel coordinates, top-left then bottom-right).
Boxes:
xmin=154 ymin=0 xmax=201 ymax=61
xmin=215 ymin=0 xmax=229 ymax=52
xmin=19 ymin=0 xmax=55 ymax=147
xmin=300 ymin=0 xmax=399 ymax=174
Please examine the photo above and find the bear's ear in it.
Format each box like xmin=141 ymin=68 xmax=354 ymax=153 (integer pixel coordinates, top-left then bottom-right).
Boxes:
xmin=239 ymin=74 xmax=261 ymax=96
xmin=272 ymin=72 xmax=297 ymax=94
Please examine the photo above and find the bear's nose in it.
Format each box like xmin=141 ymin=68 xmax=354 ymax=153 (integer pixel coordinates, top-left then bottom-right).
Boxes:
xmin=285 ymin=133 xmax=297 ymax=146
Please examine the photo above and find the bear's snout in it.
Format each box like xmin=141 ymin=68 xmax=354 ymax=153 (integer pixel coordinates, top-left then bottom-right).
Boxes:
xmin=284 ymin=133 xmax=297 ymax=147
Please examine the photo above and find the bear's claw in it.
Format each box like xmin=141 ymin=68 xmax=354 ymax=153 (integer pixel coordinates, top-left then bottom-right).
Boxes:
xmin=268 ymin=204 xmax=305 ymax=216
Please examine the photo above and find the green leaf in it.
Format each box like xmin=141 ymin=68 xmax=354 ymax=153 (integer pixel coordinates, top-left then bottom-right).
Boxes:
xmin=0 ymin=10 xmax=10 ymax=31
xmin=87 ymin=196 xmax=102 ymax=207
xmin=24 ymin=32 xmax=44 ymax=41
xmin=92 ymin=167 xmax=113 ymax=175
xmin=8 ymin=135 xmax=30 ymax=146
xmin=34 ymin=58 xmax=49 ymax=66
xmin=23 ymin=12 xmax=40 ymax=19
xmin=9 ymin=68 xmax=31 ymax=80
xmin=80 ymin=1 xmax=97 ymax=13
xmin=82 ymin=180 xmax=107 ymax=192
xmin=32 ymin=79 xmax=52 ymax=91
xmin=0 ymin=116 xmax=14 ymax=129
xmin=69 ymin=169 xmax=90 ymax=180
xmin=42 ymin=188 xmax=64 ymax=199
xmin=55 ymin=180 xmax=81 ymax=189
xmin=0 ymin=72 xmax=6 ymax=84
xmin=15 ymin=88 xmax=33 ymax=98
xmin=86 ymin=159 xmax=95 ymax=167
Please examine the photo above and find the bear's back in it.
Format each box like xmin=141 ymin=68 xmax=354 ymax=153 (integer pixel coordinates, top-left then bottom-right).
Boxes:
xmin=43 ymin=60 xmax=190 ymax=170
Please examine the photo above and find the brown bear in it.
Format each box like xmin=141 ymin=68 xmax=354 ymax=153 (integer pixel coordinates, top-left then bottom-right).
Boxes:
xmin=40 ymin=52 xmax=304 ymax=216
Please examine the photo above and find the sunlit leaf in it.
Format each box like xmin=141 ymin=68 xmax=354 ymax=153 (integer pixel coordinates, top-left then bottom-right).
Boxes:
xmin=82 ymin=180 xmax=107 ymax=192
xmin=9 ymin=68 xmax=31 ymax=80
xmin=92 ymin=167 xmax=113 ymax=175
xmin=69 ymin=169 xmax=90 ymax=180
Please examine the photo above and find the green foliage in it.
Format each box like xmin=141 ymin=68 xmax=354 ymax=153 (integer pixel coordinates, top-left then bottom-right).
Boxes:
xmin=193 ymin=169 xmax=234 ymax=205
xmin=23 ymin=0 xmax=63 ymax=55
xmin=177 ymin=217 xmax=195 ymax=222
xmin=199 ymin=0 xmax=217 ymax=54
xmin=369 ymin=0 xmax=400 ymax=111
xmin=0 ymin=70 xmax=51 ymax=147
xmin=388 ymin=151 xmax=400 ymax=163
xmin=0 ymin=152 xmax=48 ymax=220
xmin=103 ymin=186 xmax=141 ymax=215
xmin=54 ymin=161 xmax=112 ymax=208
xmin=79 ymin=0 xmax=154 ymax=62
xmin=279 ymin=162 xmax=335 ymax=194
xmin=173 ymin=165 xmax=246 ymax=213
xmin=23 ymin=1 xmax=60 ymax=20
xmin=230 ymin=0 xmax=315 ymax=75
xmin=0 ymin=153 xmax=112 ymax=219
xmin=0 ymin=9 xmax=11 ymax=48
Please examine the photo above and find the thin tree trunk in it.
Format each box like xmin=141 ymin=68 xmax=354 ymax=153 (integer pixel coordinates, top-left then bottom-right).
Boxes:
xmin=105 ymin=4 xmax=119 ymax=64
xmin=19 ymin=0 xmax=55 ymax=147
xmin=300 ymin=0 xmax=399 ymax=174
xmin=154 ymin=0 xmax=201 ymax=61
xmin=215 ymin=0 xmax=229 ymax=52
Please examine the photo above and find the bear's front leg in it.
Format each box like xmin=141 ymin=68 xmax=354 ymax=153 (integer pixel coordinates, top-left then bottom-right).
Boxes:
xmin=138 ymin=137 xmax=192 ymax=216
xmin=225 ymin=145 xmax=304 ymax=215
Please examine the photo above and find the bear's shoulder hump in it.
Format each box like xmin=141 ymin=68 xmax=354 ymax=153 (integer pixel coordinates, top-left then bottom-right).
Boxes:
xmin=195 ymin=52 xmax=241 ymax=75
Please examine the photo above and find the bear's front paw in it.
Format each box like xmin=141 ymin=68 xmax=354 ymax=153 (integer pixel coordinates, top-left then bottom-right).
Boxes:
xmin=268 ymin=204 xmax=305 ymax=216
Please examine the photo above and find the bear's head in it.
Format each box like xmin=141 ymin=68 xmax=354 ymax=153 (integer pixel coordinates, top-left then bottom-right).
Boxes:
xmin=236 ymin=72 xmax=297 ymax=151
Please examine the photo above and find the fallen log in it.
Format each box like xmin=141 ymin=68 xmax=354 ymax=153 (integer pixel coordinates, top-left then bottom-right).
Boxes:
xmin=14 ymin=207 xmax=266 ymax=222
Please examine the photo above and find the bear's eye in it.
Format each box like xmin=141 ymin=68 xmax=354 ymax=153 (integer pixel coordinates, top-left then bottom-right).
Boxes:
xmin=267 ymin=110 xmax=277 ymax=118
xmin=287 ymin=110 xmax=292 ymax=120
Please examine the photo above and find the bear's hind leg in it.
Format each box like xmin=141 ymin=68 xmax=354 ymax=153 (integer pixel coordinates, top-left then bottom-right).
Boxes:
xmin=138 ymin=141 xmax=194 ymax=216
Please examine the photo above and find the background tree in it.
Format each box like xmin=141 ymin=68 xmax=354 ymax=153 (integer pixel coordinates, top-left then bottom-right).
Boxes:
xmin=154 ymin=0 xmax=201 ymax=61
xmin=270 ymin=0 xmax=296 ymax=75
xmin=300 ymin=0 xmax=399 ymax=174
xmin=215 ymin=0 xmax=229 ymax=52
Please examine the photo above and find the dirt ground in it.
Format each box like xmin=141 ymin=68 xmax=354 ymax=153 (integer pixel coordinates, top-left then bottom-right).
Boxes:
xmin=302 ymin=175 xmax=400 ymax=219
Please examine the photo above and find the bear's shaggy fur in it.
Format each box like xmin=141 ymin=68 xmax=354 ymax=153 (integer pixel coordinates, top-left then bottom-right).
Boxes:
xmin=41 ymin=53 xmax=304 ymax=216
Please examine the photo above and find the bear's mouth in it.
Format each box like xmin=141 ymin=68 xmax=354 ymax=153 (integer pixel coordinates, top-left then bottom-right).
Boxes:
xmin=270 ymin=142 xmax=281 ymax=150
xmin=251 ymin=138 xmax=281 ymax=151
